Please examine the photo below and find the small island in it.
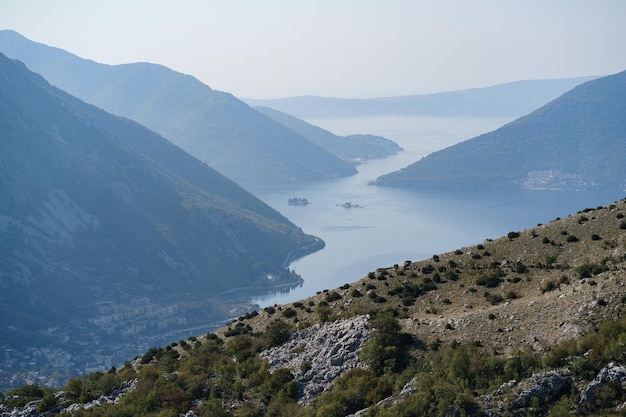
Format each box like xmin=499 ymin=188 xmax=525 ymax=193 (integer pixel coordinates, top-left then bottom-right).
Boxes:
xmin=288 ymin=197 xmax=310 ymax=206
xmin=338 ymin=201 xmax=364 ymax=209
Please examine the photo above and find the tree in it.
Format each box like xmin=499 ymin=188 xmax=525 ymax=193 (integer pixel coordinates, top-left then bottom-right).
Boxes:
xmin=264 ymin=320 xmax=293 ymax=347
xmin=360 ymin=312 xmax=407 ymax=375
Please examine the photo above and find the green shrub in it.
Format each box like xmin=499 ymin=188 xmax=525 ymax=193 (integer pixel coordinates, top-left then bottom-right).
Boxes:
xmin=422 ymin=264 xmax=435 ymax=274
xmin=264 ymin=320 xmax=293 ymax=347
xmin=360 ymin=313 xmax=408 ymax=375
xmin=445 ymin=270 xmax=459 ymax=281
xmin=476 ymin=274 xmax=502 ymax=288
xmin=5 ymin=384 xmax=47 ymax=407
xmin=325 ymin=291 xmax=342 ymax=302
xmin=541 ymin=280 xmax=558 ymax=293
xmin=513 ymin=261 xmax=527 ymax=274
xmin=506 ymin=291 xmax=519 ymax=300
xmin=577 ymin=262 xmax=609 ymax=278
xmin=484 ymin=292 xmax=504 ymax=305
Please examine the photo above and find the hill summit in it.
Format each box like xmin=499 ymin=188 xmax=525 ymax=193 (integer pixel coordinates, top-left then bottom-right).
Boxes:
xmin=375 ymin=70 xmax=626 ymax=190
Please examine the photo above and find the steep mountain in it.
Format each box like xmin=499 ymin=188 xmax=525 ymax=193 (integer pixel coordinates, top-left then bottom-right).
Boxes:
xmin=3 ymin=197 xmax=626 ymax=416
xmin=0 ymin=30 xmax=356 ymax=189
xmin=375 ymin=70 xmax=626 ymax=190
xmin=0 ymin=53 xmax=324 ymax=389
xmin=244 ymin=76 xmax=596 ymax=118
xmin=254 ymin=106 xmax=403 ymax=163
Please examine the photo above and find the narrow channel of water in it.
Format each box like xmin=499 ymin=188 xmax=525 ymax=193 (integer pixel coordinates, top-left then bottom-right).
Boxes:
xmin=252 ymin=116 xmax=624 ymax=307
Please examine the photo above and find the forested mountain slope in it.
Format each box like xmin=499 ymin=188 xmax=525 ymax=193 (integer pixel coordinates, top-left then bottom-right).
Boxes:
xmin=255 ymin=105 xmax=402 ymax=164
xmin=0 ymin=30 xmax=356 ymax=189
xmin=0 ymin=53 xmax=322 ymax=390
xmin=375 ymin=70 xmax=626 ymax=190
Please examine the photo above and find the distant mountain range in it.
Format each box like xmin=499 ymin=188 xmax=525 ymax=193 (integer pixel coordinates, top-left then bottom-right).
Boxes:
xmin=255 ymin=106 xmax=403 ymax=163
xmin=0 ymin=53 xmax=323 ymax=387
xmin=0 ymin=30 xmax=360 ymax=189
xmin=374 ymin=70 xmax=626 ymax=190
xmin=244 ymin=77 xmax=597 ymax=119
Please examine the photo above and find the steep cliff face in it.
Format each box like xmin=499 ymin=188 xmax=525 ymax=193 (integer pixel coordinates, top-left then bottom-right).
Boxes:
xmin=0 ymin=53 xmax=323 ymax=388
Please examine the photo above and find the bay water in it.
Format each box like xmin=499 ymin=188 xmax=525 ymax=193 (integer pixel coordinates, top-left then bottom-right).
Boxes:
xmin=252 ymin=116 xmax=625 ymax=307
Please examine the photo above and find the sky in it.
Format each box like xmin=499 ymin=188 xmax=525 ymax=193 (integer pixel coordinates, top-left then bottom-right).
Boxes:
xmin=1 ymin=0 xmax=626 ymax=99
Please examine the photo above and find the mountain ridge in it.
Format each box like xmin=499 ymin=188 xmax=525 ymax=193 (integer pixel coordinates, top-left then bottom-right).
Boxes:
xmin=374 ymin=70 xmax=626 ymax=190
xmin=0 ymin=30 xmax=356 ymax=189
xmin=254 ymin=105 xmax=403 ymax=164
xmin=0 ymin=52 xmax=323 ymax=389
xmin=243 ymin=76 xmax=598 ymax=119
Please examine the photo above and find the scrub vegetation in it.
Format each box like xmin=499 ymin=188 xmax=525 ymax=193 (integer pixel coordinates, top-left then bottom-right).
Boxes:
xmin=3 ymin=198 xmax=626 ymax=416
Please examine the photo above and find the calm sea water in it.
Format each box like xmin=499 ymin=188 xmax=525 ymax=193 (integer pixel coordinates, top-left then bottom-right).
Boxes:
xmin=251 ymin=116 xmax=625 ymax=307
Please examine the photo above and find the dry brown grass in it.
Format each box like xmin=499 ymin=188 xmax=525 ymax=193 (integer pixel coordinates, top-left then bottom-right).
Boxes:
xmin=216 ymin=197 xmax=626 ymax=358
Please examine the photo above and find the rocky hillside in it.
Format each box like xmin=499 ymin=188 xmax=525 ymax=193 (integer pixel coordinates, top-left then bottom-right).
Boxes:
xmin=2 ymin=197 xmax=625 ymax=416
xmin=0 ymin=53 xmax=323 ymax=391
xmin=0 ymin=30 xmax=357 ymax=189
xmin=375 ymin=70 xmax=626 ymax=190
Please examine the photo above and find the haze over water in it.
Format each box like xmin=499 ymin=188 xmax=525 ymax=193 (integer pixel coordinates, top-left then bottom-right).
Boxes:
xmin=253 ymin=116 xmax=625 ymax=307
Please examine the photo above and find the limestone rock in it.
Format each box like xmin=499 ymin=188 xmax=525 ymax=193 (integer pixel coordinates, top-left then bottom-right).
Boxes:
xmin=260 ymin=315 xmax=370 ymax=404
xmin=579 ymin=362 xmax=626 ymax=408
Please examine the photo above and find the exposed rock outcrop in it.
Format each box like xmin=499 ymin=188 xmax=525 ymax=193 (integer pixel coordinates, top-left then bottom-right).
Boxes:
xmin=0 ymin=379 xmax=137 ymax=417
xmin=0 ymin=400 xmax=40 ymax=417
xmin=579 ymin=362 xmax=626 ymax=409
xmin=346 ymin=378 xmax=417 ymax=417
xmin=480 ymin=368 xmax=571 ymax=416
xmin=260 ymin=315 xmax=370 ymax=404
xmin=62 ymin=378 xmax=138 ymax=412
xmin=510 ymin=369 xmax=571 ymax=409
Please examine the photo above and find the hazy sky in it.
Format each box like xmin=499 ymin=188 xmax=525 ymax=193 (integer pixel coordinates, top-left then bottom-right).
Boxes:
xmin=1 ymin=1 xmax=625 ymax=99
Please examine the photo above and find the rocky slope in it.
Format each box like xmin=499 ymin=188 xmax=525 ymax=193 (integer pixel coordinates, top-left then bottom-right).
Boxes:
xmin=2 ymin=197 xmax=626 ymax=416
xmin=213 ymin=196 xmax=626 ymax=415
